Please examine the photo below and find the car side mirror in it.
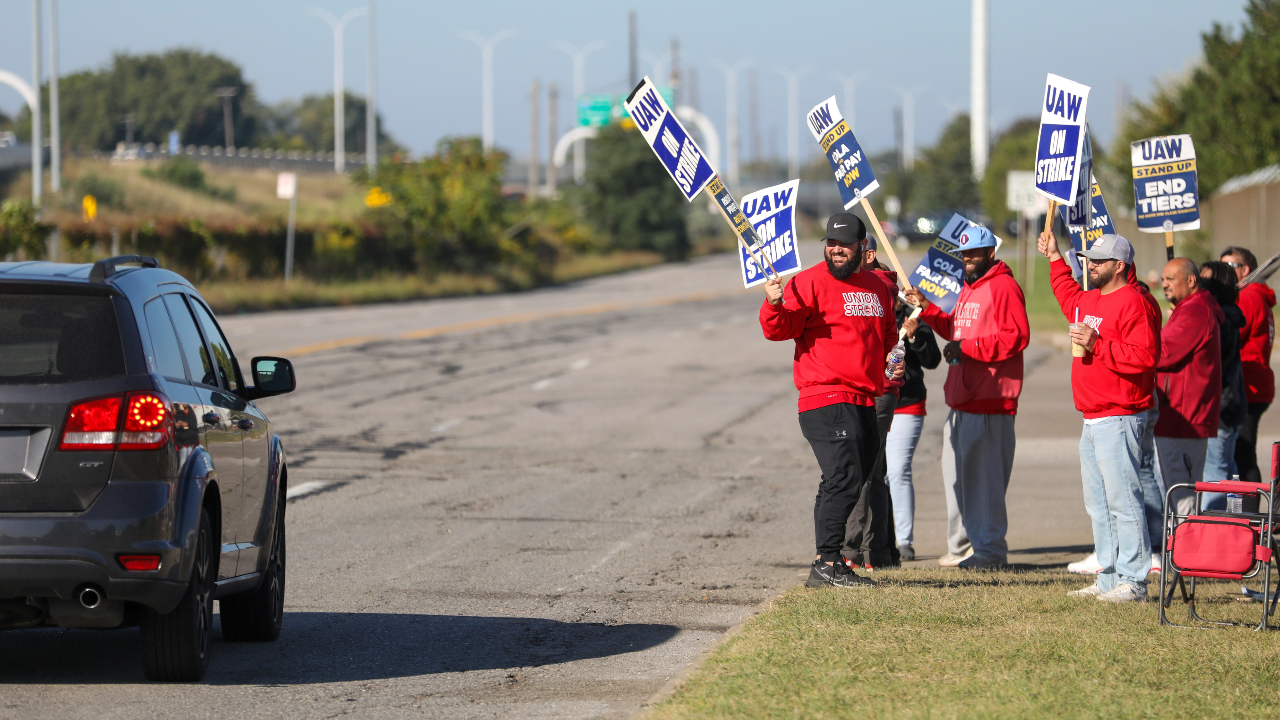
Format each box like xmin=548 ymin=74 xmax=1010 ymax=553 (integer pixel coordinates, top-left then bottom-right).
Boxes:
xmin=244 ymin=356 xmax=295 ymax=399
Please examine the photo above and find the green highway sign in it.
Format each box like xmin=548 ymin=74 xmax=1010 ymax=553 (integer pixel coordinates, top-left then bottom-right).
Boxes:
xmin=577 ymin=87 xmax=676 ymax=127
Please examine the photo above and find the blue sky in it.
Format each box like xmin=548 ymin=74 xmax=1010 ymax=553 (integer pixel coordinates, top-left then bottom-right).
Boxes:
xmin=0 ymin=1 xmax=1249 ymax=160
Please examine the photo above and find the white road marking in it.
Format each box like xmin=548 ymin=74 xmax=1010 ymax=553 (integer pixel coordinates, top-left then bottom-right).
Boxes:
xmin=431 ymin=418 xmax=462 ymax=432
xmin=569 ymin=358 xmax=592 ymax=370
xmin=287 ymin=481 xmax=333 ymax=499
xmin=531 ymin=379 xmax=553 ymax=390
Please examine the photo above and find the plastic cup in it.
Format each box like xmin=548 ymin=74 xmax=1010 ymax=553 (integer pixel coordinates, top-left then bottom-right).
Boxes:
xmin=1069 ymin=323 xmax=1088 ymax=357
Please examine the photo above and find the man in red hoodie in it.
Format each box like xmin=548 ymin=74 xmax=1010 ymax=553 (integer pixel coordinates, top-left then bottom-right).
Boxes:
xmin=1221 ymin=247 xmax=1275 ymax=484
xmin=1041 ymin=232 xmax=1160 ymax=603
xmin=905 ymin=226 xmax=1029 ymax=569
xmin=1154 ymin=258 xmax=1222 ymax=516
xmin=761 ymin=213 xmax=899 ymax=589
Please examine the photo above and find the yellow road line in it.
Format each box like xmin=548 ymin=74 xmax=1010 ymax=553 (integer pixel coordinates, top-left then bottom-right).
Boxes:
xmin=279 ymin=288 xmax=755 ymax=358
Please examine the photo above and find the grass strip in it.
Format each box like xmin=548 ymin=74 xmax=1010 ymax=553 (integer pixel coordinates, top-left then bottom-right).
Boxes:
xmin=194 ymin=251 xmax=662 ymax=314
xmin=650 ymin=568 xmax=1280 ymax=720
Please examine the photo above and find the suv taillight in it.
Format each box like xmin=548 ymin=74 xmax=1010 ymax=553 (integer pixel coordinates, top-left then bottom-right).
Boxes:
xmin=59 ymin=392 xmax=173 ymax=451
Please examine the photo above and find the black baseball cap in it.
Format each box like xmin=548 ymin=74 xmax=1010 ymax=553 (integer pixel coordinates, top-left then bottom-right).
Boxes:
xmin=823 ymin=213 xmax=866 ymax=244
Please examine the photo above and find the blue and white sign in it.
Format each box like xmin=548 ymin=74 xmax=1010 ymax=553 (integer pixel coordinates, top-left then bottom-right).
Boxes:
xmin=806 ymin=96 xmax=879 ymax=209
xmin=1034 ymin=74 xmax=1091 ymax=205
xmin=738 ymin=180 xmax=801 ymax=288
xmin=1058 ymin=176 xmax=1117 ymax=278
xmin=622 ymin=76 xmax=716 ymax=202
xmin=1131 ymin=134 xmax=1200 ymax=232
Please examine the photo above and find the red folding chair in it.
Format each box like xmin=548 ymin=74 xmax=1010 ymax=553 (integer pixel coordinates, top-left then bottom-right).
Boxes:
xmin=1159 ymin=449 xmax=1278 ymax=630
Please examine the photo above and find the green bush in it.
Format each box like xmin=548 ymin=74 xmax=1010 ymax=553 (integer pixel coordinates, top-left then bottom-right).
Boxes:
xmin=143 ymin=157 xmax=236 ymax=202
xmin=76 ymin=172 xmax=126 ymax=209
xmin=0 ymin=200 xmax=52 ymax=259
xmin=582 ymin=122 xmax=690 ymax=260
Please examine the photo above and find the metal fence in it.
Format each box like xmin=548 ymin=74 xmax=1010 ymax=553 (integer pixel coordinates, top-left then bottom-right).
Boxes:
xmin=102 ymin=143 xmax=362 ymax=174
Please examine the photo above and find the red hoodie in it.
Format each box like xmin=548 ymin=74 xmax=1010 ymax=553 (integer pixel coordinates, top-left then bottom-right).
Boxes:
xmin=1155 ymin=289 xmax=1223 ymax=438
xmin=1237 ymin=282 xmax=1276 ymax=404
xmin=1050 ymin=259 xmax=1161 ymax=418
xmin=760 ymin=264 xmax=897 ymax=412
xmin=920 ymin=260 xmax=1029 ymax=414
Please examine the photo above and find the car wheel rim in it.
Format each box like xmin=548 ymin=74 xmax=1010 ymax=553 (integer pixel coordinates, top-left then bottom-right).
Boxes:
xmin=269 ymin=510 xmax=284 ymax=623
xmin=194 ymin=527 xmax=211 ymax=657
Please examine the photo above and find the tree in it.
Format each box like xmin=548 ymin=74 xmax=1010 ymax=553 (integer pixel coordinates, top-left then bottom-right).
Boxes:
xmin=259 ymin=92 xmax=402 ymax=155
xmin=1118 ymin=0 xmax=1280 ymax=195
xmin=0 ymin=200 xmax=52 ymax=259
xmin=910 ymin=114 xmax=980 ymax=215
xmin=581 ymin=122 xmax=690 ymax=260
xmin=980 ymin=118 xmax=1039 ymax=232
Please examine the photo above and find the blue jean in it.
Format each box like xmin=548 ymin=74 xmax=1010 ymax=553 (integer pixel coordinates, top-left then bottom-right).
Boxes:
xmin=1080 ymin=414 xmax=1152 ymax=591
xmin=1136 ymin=400 xmax=1162 ymax=550
xmin=1201 ymin=425 xmax=1241 ymax=511
xmin=886 ymin=413 xmax=925 ymax=546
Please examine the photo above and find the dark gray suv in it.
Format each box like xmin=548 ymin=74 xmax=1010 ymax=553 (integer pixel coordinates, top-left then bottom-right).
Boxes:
xmin=0 ymin=256 xmax=295 ymax=682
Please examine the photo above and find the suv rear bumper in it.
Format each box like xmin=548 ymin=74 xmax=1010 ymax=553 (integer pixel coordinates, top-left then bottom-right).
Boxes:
xmin=0 ymin=480 xmax=189 ymax=614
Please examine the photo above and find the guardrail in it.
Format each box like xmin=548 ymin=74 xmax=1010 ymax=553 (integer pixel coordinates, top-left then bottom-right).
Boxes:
xmin=107 ymin=143 xmax=363 ymax=174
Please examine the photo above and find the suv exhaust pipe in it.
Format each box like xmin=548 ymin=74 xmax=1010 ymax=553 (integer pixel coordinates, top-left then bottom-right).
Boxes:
xmin=78 ymin=585 xmax=104 ymax=609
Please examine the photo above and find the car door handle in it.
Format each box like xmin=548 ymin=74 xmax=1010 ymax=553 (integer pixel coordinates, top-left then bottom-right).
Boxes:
xmin=236 ymin=418 xmax=255 ymax=431
xmin=202 ymin=412 xmax=220 ymax=426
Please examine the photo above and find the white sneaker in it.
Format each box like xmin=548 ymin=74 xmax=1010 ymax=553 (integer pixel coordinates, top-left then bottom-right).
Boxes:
xmin=938 ymin=548 xmax=974 ymax=567
xmin=1067 ymin=584 xmax=1104 ymax=598
xmin=1097 ymin=583 xmax=1148 ymax=603
xmin=1150 ymin=553 xmax=1162 ymax=575
xmin=1067 ymin=552 xmax=1103 ymax=574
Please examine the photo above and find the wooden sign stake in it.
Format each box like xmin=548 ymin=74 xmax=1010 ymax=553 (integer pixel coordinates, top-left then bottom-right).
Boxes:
xmin=859 ymin=197 xmax=911 ymax=291
xmin=1164 ymin=230 xmax=1175 ymax=261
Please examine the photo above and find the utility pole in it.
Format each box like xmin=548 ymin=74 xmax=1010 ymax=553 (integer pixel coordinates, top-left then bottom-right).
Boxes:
xmin=366 ymin=0 xmax=376 ymax=172
xmin=122 ymin=113 xmax=134 ymax=145
xmin=551 ymin=39 xmax=604 ymax=183
xmin=893 ymin=86 xmax=924 ymax=168
xmin=547 ymin=83 xmax=558 ymax=194
xmin=460 ymin=29 xmax=515 ymax=152
xmin=748 ymin=69 xmax=759 ymax=165
xmin=215 ymin=87 xmax=237 ymax=150
xmin=308 ymin=7 xmax=368 ymax=172
xmin=49 ymin=0 xmax=60 ymax=193
xmin=774 ymin=65 xmax=811 ymax=180
xmin=31 ymin=0 xmax=42 ymax=206
xmin=628 ymin=11 xmax=637 ymax=88
xmin=669 ymin=38 xmax=680 ymax=105
xmin=714 ymin=58 xmax=751 ymax=193
xmin=529 ymin=78 xmax=540 ymax=197
xmin=831 ymin=72 xmax=868 ymax=136
xmin=970 ymin=0 xmax=989 ymax=181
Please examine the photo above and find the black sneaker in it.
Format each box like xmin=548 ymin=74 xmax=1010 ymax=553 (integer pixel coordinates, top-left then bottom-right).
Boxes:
xmin=897 ymin=544 xmax=915 ymax=561
xmin=806 ymin=560 xmax=877 ymax=588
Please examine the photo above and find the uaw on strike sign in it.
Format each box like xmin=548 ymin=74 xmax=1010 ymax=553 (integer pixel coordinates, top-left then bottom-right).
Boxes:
xmin=738 ymin=180 xmax=801 ymax=288
xmin=1034 ymin=74 xmax=1091 ymax=205
xmin=1131 ymin=135 xmax=1200 ymax=232
xmin=623 ymin=76 xmax=764 ymax=254
xmin=806 ymin=97 xmax=879 ymax=208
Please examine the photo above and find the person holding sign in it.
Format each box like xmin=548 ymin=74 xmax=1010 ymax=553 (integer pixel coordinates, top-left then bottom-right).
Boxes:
xmin=1040 ymin=231 xmax=1160 ymax=602
xmin=760 ymin=213 xmax=900 ymax=589
xmin=904 ymin=227 xmax=1029 ymax=569
xmin=1221 ymin=247 xmax=1275 ymax=485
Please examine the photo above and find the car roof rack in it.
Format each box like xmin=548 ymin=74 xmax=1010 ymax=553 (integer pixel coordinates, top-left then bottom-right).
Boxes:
xmin=89 ymin=255 xmax=161 ymax=283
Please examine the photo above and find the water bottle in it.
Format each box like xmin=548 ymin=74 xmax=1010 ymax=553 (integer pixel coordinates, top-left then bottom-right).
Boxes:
xmin=1227 ymin=493 xmax=1243 ymax=514
xmin=885 ymin=340 xmax=906 ymax=380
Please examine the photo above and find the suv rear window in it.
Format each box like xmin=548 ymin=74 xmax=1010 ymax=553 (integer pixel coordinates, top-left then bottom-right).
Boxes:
xmin=0 ymin=294 xmax=126 ymax=384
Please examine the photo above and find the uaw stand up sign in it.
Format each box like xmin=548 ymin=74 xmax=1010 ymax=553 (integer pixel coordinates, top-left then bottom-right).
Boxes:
xmin=738 ymin=180 xmax=802 ymax=288
xmin=623 ymin=76 xmax=772 ymax=277
xmin=1131 ymin=134 xmax=1199 ymax=260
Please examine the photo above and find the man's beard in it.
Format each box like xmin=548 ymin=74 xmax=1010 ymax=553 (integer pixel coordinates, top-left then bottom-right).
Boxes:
xmin=1090 ymin=265 xmax=1117 ymax=288
xmin=965 ymin=258 xmax=993 ymax=284
xmin=826 ymin=252 xmax=861 ymax=280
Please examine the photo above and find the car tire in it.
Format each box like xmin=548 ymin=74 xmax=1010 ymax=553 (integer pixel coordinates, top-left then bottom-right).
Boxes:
xmin=140 ymin=507 xmax=215 ymax=682
xmin=219 ymin=490 xmax=285 ymax=642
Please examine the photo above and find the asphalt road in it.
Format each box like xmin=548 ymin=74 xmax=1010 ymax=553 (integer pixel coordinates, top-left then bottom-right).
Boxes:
xmin=3 ymin=250 xmax=1279 ymax=718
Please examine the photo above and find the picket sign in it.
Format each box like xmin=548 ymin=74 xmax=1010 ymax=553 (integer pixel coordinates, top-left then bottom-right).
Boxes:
xmin=805 ymin=96 xmax=910 ymax=290
xmin=1034 ymin=74 xmax=1091 ymax=205
xmin=909 ymin=213 xmax=1006 ymax=314
xmin=621 ymin=76 xmax=778 ymax=279
xmin=1057 ymin=175 xmax=1117 ymax=281
xmin=1130 ymin=134 xmax=1199 ymax=261
xmin=738 ymin=180 xmax=803 ymax=288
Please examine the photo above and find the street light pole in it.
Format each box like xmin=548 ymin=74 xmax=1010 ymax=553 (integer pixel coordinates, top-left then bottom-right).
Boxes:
xmin=830 ymin=71 xmax=868 ymax=136
xmin=308 ymin=6 xmax=368 ymax=173
xmin=552 ymin=39 xmax=604 ymax=184
xmin=713 ymin=58 xmax=751 ymax=193
xmin=366 ymin=0 xmax=376 ymax=173
xmin=774 ymin=65 xmax=811 ymax=181
xmin=892 ymin=85 xmax=926 ymax=169
xmin=49 ymin=0 xmax=60 ymax=193
xmin=461 ymin=30 xmax=516 ymax=153
xmin=215 ymin=87 xmax=237 ymax=151
xmin=31 ymin=0 xmax=42 ymax=206
xmin=970 ymin=0 xmax=989 ymax=181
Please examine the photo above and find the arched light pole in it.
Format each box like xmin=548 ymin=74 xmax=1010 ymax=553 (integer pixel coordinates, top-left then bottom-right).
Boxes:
xmin=713 ymin=58 xmax=751 ymax=193
xmin=461 ymin=29 xmax=516 ymax=152
xmin=0 ymin=70 xmax=38 ymax=203
xmin=30 ymin=0 xmax=42 ymax=205
xmin=892 ymin=84 xmax=926 ymax=169
xmin=307 ymin=6 xmax=367 ymax=173
xmin=551 ymin=39 xmax=603 ymax=183
xmin=830 ymin=71 xmax=868 ymax=136
xmin=774 ymin=64 xmax=811 ymax=181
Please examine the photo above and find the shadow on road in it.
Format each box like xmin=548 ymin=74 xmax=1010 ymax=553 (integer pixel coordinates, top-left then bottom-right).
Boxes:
xmin=0 ymin=612 xmax=681 ymax=684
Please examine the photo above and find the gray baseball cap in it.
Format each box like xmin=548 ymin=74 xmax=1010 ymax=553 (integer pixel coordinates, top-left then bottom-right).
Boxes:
xmin=1077 ymin=233 xmax=1134 ymax=264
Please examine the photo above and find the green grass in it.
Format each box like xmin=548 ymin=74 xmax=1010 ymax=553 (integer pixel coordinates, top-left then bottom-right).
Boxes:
xmin=194 ymin=250 xmax=663 ymax=314
xmin=651 ymin=568 xmax=1280 ymax=720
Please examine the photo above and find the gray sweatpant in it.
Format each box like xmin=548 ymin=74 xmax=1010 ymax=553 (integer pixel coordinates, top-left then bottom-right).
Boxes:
xmin=942 ymin=410 xmax=1016 ymax=558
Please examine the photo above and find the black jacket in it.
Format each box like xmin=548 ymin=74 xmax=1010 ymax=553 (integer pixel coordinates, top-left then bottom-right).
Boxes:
xmin=1218 ymin=302 xmax=1248 ymax=429
xmin=895 ymin=300 xmax=941 ymax=408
